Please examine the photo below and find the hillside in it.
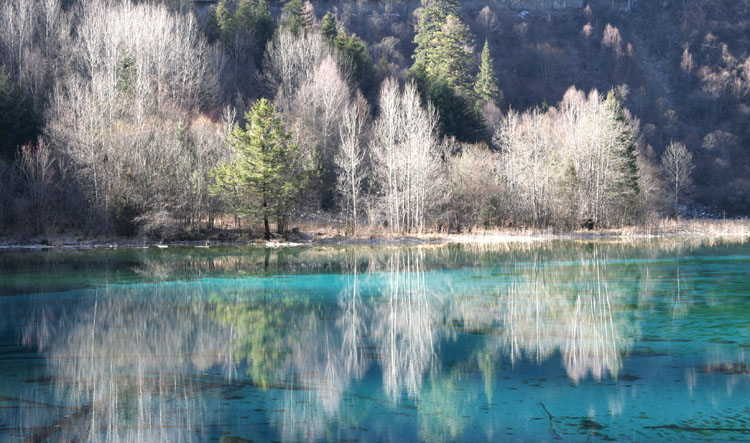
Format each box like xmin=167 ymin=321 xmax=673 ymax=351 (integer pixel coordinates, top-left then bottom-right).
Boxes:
xmin=0 ymin=0 xmax=747 ymax=240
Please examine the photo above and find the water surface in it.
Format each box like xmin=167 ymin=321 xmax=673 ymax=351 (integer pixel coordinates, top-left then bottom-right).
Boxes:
xmin=0 ymin=240 xmax=749 ymax=441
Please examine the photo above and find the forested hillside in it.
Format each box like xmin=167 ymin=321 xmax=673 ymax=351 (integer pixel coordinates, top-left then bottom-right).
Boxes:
xmin=0 ymin=0 xmax=747 ymax=239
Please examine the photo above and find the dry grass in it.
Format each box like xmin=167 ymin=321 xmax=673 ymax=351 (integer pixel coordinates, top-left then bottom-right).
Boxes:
xmin=290 ymin=217 xmax=750 ymax=246
xmin=618 ymin=218 xmax=750 ymax=238
xmin=4 ymin=217 xmax=747 ymax=250
xmin=313 ymin=218 xmax=750 ymax=246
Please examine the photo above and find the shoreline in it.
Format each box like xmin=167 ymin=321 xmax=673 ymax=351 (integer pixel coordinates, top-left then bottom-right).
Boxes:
xmin=1 ymin=220 xmax=748 ymax=251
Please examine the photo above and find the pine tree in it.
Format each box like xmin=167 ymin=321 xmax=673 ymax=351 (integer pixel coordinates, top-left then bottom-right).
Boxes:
xmin=333 ymin=32 xmax=374 ymax=92
xmin=280 ymin=0 xmax=306 ymax=35
xmin=319 ymin=13 xmax=374 ymax=92
xmin=412 ymin=0 xmax=460 ymax=72
xmin=425 ymin=15 xmax=475 ymax=95
xmin=301 ymin=1 xmax=315 ymax=30
xmin=235 ymin=0 xmax=274 ymax=45
xmin=215 ymin=0 xmax=235 ymax=43
xmin=605 ymin=90 xmax=640 ymax=213
xmin=320 ymin=11 xmax=337 ymax=43
xmin=115 ymin=53 xmax=136 ymax=96
xmin=211 ymin=99 xmax=305 ymax=239
xmin=474 ymin=40 xmax=501 ymax=107
xmin=213 ymin=0 xmax=274 ymax=48
xmin=410 ymin=2 xmax=484 ymax=142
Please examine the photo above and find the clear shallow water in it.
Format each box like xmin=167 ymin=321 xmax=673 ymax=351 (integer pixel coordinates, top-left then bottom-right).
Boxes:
xmin=0 ymin=240 xmax=748 ymax=442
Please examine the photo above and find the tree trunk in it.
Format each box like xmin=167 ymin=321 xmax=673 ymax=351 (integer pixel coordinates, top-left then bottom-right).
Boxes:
xmin=263 ymin=198 xmax=271 ymax=240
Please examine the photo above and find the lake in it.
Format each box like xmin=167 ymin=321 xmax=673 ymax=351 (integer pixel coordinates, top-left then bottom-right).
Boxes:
xmin=0 ymin=240 xmax=748 ymax=442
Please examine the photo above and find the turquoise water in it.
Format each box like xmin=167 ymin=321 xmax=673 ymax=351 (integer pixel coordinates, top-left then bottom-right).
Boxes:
xmin=0 ymin=240 xmax=748 ymax=442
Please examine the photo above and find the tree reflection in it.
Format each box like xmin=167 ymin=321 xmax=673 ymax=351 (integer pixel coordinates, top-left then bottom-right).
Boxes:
xmin=372 ymin=248 xmax=445 ymax=400
xmin=19 ymin=284 xmax=234 ymax=442
xmin=450 ymin=246 xmax=634 ymax=383
xmin=7 ymin=240 xmax=735 ymax=441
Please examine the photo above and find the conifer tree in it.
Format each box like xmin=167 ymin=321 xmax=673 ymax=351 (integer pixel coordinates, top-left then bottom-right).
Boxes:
xmin=474 ymin=40 xmax=501 ymax=107
xmin=410 ymin=0 xmax=484 ymax=142
xmin=319 ymin=12 xmax=374 ymax=92
xmin=281 ymin=0 xmax=306 ymax=35
xmin=211 ymin=0 xmax=274 ymax=52
xmin=211 ymin=99 xmax=305 ymax=239
xmin=605 ymin=90 xmax=640 ymax=212
xmin=320 ymin=11 xmax=337 ymax=43
xmin=235 ymin=0 xmax=274 ymax=45
xmin=426 ymin=15 xmax=475 ymax=95
xmin=413 ymin=0 xmax=460 ymax=72
xmin=215 ymin=0 xmax=234 ymax=37
xmin=333 ymin=32 xmax=374 ymax=91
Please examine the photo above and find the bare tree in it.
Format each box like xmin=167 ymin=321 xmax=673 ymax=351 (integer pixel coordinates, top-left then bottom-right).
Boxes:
xmin=294 ymin=55 xmax=351 ymax=208
xmin=17 ymin=138 xmax=56 ymax=232
xmin=681 ymin=46 xmax=694 ymax=74
xmin=262 ymin=28 xmax=327 ymax=110
xmin=490 ymin=86 xmax=647 ymax=228
xmin=335 ymin=92 xmax=370 ymax=235
xmin=46 ymin=0 xmax=223 ymax=234
xmin=371 ymin=78 xmax=443 ymax=233
xmin=602 ymin=24 xmax=623 ymax=74
xmin=477 ymin=6 xmax=500 ymax=40
xmin=661 ymin=141 xmax=694 ymax=212
xmin=582 ymin=23 xmax=593 ymax=68
xmin=496 ymin=108 xmax=560 ymax=227
xmin=448 ymin=144 xmax=499 ymax=229
xmin=0 ymin=0 xmax=71 ymax=109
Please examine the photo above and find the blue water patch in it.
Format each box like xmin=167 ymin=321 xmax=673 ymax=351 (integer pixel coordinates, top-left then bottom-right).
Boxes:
xmin=0 ymin=240 xmax=748 ymax=441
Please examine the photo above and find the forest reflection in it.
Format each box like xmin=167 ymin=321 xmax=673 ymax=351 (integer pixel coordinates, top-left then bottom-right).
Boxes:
xmin=11 ymin=240 xmax=740 ymax=441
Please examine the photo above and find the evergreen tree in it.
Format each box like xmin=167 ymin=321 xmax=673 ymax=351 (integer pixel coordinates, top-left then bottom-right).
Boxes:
xmin=280 ymin=0 xmax=308 ymax=35
xmin=605 ymin=90 xmax=640 ymax=212
xmin=419 ymin=76 xmax=486 ymax=143
xmin=319 ymin=12 xmax=375 ymax=93
xmin=410 ymin=0 xmax=484 ymax=142
xmin=413 ymin=0 xmax=460 ymax=72
xmin=235 ymin=0 xmax=274 ymax=45
xmin=474 ymin=40 xmax=501 ymax=107
xmin=211 ymin=99 xmax=305 ymax=239
xmin=333 ymin=32 xmax=375 ymax=92
xmin=320 ymin=11 xmax=337 ymax=43
xmin=115 ymin=53 xmax=136 ymax=96
xmin=215 ymin=0 xmax=235 ymax=42
xmin=212 ymin=0 xmax=274 ymax=50
xmin=424 ymin=15 xmax=475 ymax=95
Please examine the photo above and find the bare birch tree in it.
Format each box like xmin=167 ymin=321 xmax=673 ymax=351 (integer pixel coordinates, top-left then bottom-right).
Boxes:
xmin=335 ymin=92 xmax=370 ymax=235
xmin=491 ymin=86 xmax=647 ymax=229
xmin=0 ymin=0 xmax=71 ymax=109
xmin=371 ymin=78 xmax=443 ymax=233
xmin=17 ymin=138 xmax=55 ymax=232
xmin=661 ymin=141 xmax=694 ymax=212
xmin=602 ymin=24 xmax=623 ymax=75
xmin=46 ymin=0 xmax=224 ymax=234
xmin=496 ymin=108 xmax=559 ymax=227
xmin=294 ymin=55 xmax=351 ymax=208
xmin=262 ymin=28 xmax=327 ymax=112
